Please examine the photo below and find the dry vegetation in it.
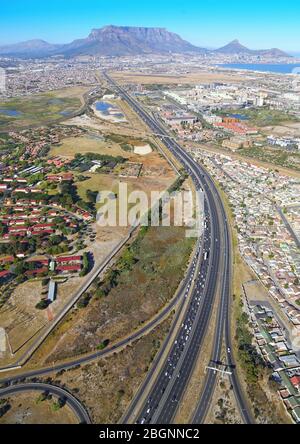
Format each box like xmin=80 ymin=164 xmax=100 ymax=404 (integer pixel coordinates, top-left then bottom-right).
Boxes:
xmin=110 ymin=71 xmax=244 ymax=85
xmin=36 ymin=317 xmax=173 ymax=424
xmin=0 ymin=391 xmax=78 ymax=424
xmin=32 ymin=226 xmax=194 ymax=364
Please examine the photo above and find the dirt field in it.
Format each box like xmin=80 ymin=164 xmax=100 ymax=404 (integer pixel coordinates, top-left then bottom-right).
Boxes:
xmin=0 ymin=391 xmax=78 ymax=424
xmin=110 ymin=70 xmax=244 ymax=85
xmin=0 ymin=276 xmax=92 ymax=364
xmin=262 ymin=122 xmax=300 ymax=138
xmin=205 ymin=378 xmax=243 ymax=424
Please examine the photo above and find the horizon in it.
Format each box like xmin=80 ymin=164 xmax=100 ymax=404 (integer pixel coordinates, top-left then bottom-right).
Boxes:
xmin=0 ymin=0 xmax=300 ymax=52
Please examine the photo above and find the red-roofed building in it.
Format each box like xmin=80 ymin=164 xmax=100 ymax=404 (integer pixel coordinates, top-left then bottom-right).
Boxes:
xmin=0 ymin=270 xmax=11 ymax=280
xmin=290 ymin=375 xmax=300 ymax=389
xmin=47 ymin=173 xmax=73 ymax=182
xmin=32 ymin=223 xmax=53 ymax=230
xmin=55 ymin=256 xmax=82 ymax=263
xmin=56 ymin=264 xmax=82 ymax=273
xmin=0 ymin=256 xmax=14 ymax=264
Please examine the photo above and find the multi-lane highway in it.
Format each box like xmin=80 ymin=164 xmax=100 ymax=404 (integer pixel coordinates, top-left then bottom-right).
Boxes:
xmin=0 ymin=383 xmax=91 ymax=424
xmin=0 ymin=72 xmax=253 ymax=425
xmin=103 ymin=72 xmax=253 ymax=424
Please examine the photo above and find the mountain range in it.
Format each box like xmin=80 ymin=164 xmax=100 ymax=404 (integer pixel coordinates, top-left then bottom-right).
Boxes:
xmin=215 ymin=39 xmax=289 ymax=58
xmin=0 ymin=26 xmax=291 ymax=58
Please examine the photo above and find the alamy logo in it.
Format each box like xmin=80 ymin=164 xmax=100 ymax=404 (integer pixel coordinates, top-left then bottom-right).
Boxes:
xmin=95 ymin=184 xmax=205 ymax=238
xmin=0 ymin=68 xmax=6 ymax=92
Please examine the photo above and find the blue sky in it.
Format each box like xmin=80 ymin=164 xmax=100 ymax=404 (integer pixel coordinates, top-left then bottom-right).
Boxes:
xmin=1 ymin=0 xmax=300 ymax=51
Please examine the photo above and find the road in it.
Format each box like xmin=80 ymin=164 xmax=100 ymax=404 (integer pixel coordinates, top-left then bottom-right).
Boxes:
xmin=0 ymin=226 xmax=139 ymax=372
xmin=0 ymin=383 xmax=91 ymax=424
xmin=192 ymin=173 xmax=253 ymax=424
xmin=0 ymin=222 xmax=202 ymax=383
xmin=103 ymin=72 xmax=253 ymax=424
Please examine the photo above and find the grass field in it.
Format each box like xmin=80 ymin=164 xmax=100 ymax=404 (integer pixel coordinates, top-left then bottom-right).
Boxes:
xmin=50 ymin=135 xmax=128 ymax=158
xmin=218 ymin=107 xmax=298 ymax=127
xmin=0 ymin=88 xmax=87 ymax=129
xmin=50 ymin=134 xmax=156 ymax=159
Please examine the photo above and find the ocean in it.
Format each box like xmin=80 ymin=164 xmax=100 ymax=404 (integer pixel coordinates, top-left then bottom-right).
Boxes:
xmin=218 ymin=63 xmax=300 ymax=74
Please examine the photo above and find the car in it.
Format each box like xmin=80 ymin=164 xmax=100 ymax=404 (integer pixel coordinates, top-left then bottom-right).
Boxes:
xmin=227 ymin=347 xmax=231 ymax=354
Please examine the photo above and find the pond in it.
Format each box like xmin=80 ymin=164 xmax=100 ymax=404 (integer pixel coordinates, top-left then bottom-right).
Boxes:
xmin=0 ymin=109 xmax=22 ymax=117
xmin=95 ymin=101 xmax=113 ymax=114
xmin=229 ymin=113 xmax=249 ymax=121
xmin=94 ymin=101 xmax=126 ymax=122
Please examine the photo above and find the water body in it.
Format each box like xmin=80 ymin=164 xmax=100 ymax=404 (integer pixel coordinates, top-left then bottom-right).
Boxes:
xmin=219 ymin=63 xmax=300 ymax=74
xmin=95 ymin=101 xmax=112 ymax=115
xmin=229 ymin=113 xmax=249 ymax=120
xmin=94 ymin=101 xmax=126 ymax=122
xmin=0 ymin=109 xmax=22 ymax=117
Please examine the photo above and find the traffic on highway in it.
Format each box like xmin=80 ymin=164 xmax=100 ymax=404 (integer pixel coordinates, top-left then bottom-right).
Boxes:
xmin=103 ymin=72 xmax=253 ymax=425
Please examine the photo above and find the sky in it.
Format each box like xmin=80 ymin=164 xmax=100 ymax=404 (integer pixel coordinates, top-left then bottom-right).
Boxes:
xmin=1 ymin=0 xmax=300 ymax=52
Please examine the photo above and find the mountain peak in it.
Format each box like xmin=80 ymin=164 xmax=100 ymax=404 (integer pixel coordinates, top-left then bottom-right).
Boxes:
xmin=66 ymin=25 xmax=207 ymax=57
xmin=216 ymin=39 xmax=251 ymax=54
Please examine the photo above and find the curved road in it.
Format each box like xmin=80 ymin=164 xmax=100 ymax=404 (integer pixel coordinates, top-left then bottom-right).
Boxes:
xmin=0 ymin=383 xmax=91 ymax=424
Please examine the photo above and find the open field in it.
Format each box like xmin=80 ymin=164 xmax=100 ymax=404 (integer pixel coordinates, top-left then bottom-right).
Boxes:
xmin=239 ymin=145 xmax=300 ymax=172
xmin=31 ymin=225 xmax=194 ymax=364
xmin=0 ymin=87 xmax=88 ymax=129
xmin=0 ymin=276 xmax=93 ymax=366
xmin=262 ymin=122 xmax=300 ymax=138
xmin=50 ymin=134 xmax=156 ymax=161
xmin=36 ymin=316 xmax=173 ymax=424
xmin=110 ymin=70 xmax=244 ymax=85
xmin=218 ymin=107 xmax=298 ymax=128
xmin=50 ymin=135 xmax=128 ymax=158
xmin=0 ymin=391 xmax=78 ymax=424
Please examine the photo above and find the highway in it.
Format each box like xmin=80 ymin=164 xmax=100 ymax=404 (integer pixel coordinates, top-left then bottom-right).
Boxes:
xmin=0 ymin=73 xmax=252 ymax=425
xmin=103 ymin=72 xmax=253 ymax=424
xmin=0 ymin=224 xmax=203 ymax=384
xmin=0 ymin=382 xmax=91 ymax=424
